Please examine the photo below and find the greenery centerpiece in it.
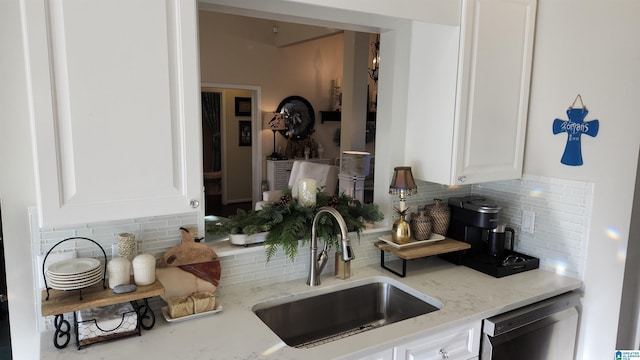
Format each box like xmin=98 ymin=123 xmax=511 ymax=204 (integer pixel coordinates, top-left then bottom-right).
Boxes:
xmin=209 ymin=190 xmax=384 ymax=261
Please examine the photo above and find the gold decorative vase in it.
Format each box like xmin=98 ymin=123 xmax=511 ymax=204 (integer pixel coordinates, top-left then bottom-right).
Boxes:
xmin=392 ymin=208 xmax=411 ymax=244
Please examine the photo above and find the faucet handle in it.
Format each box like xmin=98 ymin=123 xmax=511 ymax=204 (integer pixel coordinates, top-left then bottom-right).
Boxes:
xmin=317 ymin=247 xmax=329 ymax=274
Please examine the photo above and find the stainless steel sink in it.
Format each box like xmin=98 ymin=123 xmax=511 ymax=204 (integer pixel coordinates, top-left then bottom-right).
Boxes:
xmin=252 ymin=278 xmax=441 ymax=348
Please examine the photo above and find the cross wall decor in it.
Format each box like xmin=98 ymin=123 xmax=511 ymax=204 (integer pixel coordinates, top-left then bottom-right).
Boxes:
xmin=552 ymin=94 xmax=599 ymax=166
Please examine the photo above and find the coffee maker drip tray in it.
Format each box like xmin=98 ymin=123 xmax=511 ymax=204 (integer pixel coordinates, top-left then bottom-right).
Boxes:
xmin=462 ymin=250 xmax=539 ymax=278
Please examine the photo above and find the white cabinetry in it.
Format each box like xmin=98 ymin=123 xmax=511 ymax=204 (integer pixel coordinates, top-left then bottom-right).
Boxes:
xmin=352 ymin=322 xmax=481 ymax=360
xmin=394 ymin=322 xmax=481 ymax=360
xmin=405 ymin=0 xmax=537 ymax=185
xmin=23 ymin=0 xmax=202 ymax=226
xmin=355 ymin=349 xmax=394 ymax=360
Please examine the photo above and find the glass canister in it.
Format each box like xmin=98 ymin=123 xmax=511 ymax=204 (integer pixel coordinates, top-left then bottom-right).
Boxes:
xmin=107 ymin=257 xmax=131 ymax=289
xmin=132 ymin=254 xmax=156 ymax=286
xmin=427 ymin=198 xmax=451 ymax=236
xmin=411 ymin=210 xmax=432 ymax=240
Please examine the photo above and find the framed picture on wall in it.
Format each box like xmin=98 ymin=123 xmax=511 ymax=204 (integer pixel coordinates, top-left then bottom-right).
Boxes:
xmin=235 ymin=97 xmax=252 ymax=116
xmin=239 ymin=121 xmax=251 ymax=146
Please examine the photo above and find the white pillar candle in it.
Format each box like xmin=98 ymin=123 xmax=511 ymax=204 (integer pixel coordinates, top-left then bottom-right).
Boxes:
xmin=298 ymin=179 xmax=317 ymax=207
xmin=107 ymin=257 xmax=131 ymax=289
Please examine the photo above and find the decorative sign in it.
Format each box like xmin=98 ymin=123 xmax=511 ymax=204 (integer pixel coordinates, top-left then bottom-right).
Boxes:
xmin=615 ymin=350 xmax=640 ymax=360
xmin=552 ymin=95 xmax=599 ymax=166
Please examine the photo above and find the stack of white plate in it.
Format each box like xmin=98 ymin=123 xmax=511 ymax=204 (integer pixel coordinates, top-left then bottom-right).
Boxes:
xmin=46 ymin=258 xmax=103 ymax=291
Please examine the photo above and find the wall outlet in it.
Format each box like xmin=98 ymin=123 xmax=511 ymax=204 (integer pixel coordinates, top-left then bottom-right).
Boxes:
xmin=522 ymin=210 xmax=535 ymax=234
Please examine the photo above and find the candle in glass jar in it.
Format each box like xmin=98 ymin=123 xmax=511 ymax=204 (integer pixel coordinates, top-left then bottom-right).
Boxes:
xmin=298 ymin=179 xmax=317 ymax=207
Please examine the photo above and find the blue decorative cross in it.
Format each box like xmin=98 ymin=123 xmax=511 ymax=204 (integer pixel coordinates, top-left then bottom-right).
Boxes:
xmin=552 ymin=108 xmax=599 ymax=166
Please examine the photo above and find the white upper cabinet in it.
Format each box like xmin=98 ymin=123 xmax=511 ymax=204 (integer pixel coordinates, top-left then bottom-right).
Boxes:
xmin=405 ymin=0 xmax=537 ymax=185
xmin=23 ymin=0 xmax=202 ymax=227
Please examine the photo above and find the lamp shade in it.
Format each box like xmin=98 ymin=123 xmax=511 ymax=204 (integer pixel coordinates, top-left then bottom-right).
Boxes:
xmin=263 ymin=112 xmax=285 ymax=130
xmin=389 ymin=166 xmax=417 ymax=196
xmin=341 ymin=151 xmax=370 ymax=177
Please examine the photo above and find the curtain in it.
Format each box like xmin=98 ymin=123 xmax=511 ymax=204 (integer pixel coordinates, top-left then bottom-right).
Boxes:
xmin=201 ymin=91 xmax=221 ymax=172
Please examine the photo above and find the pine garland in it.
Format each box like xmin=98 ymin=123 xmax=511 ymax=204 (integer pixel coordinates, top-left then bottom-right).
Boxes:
xmin=209 ymin=190 xmax=384 ymax=261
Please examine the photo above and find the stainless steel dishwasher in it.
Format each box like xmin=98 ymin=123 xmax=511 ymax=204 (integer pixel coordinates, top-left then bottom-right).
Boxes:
xmin=481 ymin=291 xmax=580 ymax=359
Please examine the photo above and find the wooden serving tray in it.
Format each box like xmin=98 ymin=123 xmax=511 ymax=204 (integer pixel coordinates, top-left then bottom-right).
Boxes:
xmin=374 ymin=238 xmax=470 ymax=260
xmin=42 ymin=278 xmax=164 ymax=316
xmin=374 ymin=237 xmax=470 ymax=277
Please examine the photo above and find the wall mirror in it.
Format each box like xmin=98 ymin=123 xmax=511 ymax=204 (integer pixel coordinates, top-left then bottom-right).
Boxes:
xmin=277 ymin=96 xmax=315 ymax=141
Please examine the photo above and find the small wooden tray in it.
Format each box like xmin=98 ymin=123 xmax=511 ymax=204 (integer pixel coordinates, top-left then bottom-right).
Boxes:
xmin=161 ymin=304 xmax=223 ymax=323
xmin=378 ymin=234 xmax=445 ymax=249
xmin=375 ymin=238 xmax=470 ymax=260
xmin=42 ymin=278 xmax=165 ymax=316
xmin=374 ymin=237 xmax=470 ymax=277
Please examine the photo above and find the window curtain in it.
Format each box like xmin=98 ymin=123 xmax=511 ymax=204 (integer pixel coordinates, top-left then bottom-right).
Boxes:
xmin=201 ymin=91 xmax=221 ymax=172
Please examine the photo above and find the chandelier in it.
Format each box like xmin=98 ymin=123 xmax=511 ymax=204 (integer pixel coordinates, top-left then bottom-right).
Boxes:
xmin=368 ymin=34 xmax=380 ymax=83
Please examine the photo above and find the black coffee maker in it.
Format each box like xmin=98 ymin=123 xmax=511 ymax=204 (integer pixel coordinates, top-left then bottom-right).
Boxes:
xmin=445 ymin=196 xmax=539 ymax=277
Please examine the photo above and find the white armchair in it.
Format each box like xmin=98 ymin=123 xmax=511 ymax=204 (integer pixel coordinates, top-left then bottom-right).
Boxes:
xmin=256 ymin=160 xmax=338 ymax=210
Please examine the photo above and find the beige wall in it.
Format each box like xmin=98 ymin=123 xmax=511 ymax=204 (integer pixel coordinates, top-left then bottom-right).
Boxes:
xmin=222 ymin=89 xmax=253 ymax=202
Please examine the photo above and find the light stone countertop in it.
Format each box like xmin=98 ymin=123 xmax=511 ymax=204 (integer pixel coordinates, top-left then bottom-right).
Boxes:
xmin=40 ymin=257 xmax=581 ymax=360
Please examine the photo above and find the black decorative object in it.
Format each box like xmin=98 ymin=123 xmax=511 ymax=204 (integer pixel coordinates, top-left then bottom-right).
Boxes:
xmin=42 ymin=237 xmax=107 ymax=301
xmin=277 ymin=96 xmax=315 ymax=141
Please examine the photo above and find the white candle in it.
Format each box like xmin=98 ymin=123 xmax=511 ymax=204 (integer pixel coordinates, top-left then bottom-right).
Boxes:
xmin=298 ymin=179 xmax=317 ymax=207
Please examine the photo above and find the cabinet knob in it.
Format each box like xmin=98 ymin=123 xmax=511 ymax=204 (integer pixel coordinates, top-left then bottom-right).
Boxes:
xmin=189 ymin=199 xmax=200 ymax=208
xmin=439 ymin=349 xmax=450 ymax=359
xmin=457 ymin=176 xmax=467 ymax=183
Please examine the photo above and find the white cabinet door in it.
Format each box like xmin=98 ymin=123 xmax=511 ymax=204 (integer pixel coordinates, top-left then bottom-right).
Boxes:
xmin=23 ymin=0 xmax=202 ymax=227
xmin=405 ymin=0 xmax=536 ymax=185
xmin=394 ymin=322 xmax=481 ymax=360
xmin=453 ymin=0 xmax=536 ymax=184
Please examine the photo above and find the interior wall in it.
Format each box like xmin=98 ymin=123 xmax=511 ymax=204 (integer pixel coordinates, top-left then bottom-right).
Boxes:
xmin=523 ymin=1 xmax=640 ymax=358
xmin=201 ymin=89 xmax=219 ymax=174
xmin=222 ymin=89 xmax=253 ymax=203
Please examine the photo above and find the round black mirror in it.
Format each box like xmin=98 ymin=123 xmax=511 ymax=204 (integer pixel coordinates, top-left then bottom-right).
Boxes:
xmin=276 ymin=96 xmax=315 ymax=141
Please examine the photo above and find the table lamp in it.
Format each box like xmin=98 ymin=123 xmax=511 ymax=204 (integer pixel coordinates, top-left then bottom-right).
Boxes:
xmin=389 ymin=166 xmax=418 ymax=212
xmin=263 ymin=112 xmax=286 ymax=159
xmin=389 ymin=166 xmax=417 ymax=244
xmin=339 ymin=151 xmax=370 ymax=203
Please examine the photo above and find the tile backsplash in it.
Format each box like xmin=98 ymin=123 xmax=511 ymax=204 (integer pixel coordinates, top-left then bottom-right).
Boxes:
xmin=30 ymin=209 xmax=199 ymax=331
xmin=472 ymin=175 xmax=593 ymax=279
xmin=32 ymin=174 xmax=592 ymax=331
xmin=392 ymin=174 xmax=592 ymax=279
xmin=30 ymin=209 xmax=199 ymax=263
